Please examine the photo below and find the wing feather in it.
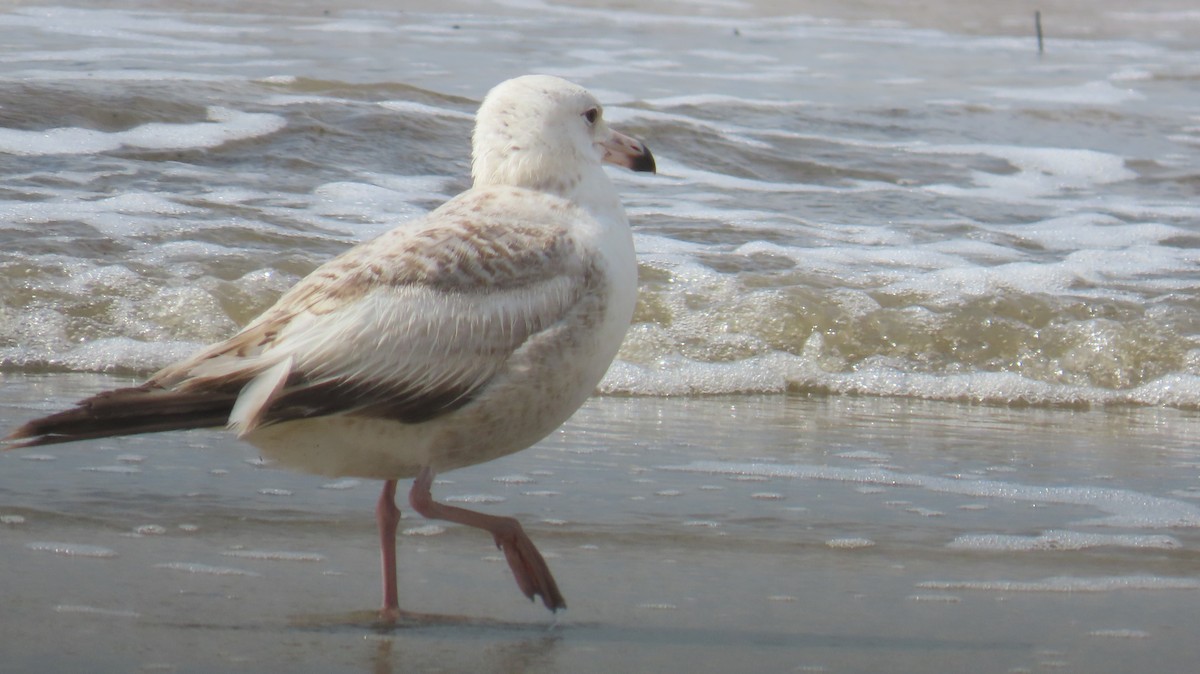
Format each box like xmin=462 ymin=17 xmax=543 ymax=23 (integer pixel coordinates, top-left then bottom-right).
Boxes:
xmin=152 ymin=186 xmax=592 ymax=429
xmin=228 ymin=355 xmax=294 ymax=436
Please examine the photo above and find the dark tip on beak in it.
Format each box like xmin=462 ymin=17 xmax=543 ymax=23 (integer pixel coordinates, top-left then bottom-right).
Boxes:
xmin=633 ymin=143 xmax=656 ymax=174
xmin=602 ymin=131 xmax=657 ymax=174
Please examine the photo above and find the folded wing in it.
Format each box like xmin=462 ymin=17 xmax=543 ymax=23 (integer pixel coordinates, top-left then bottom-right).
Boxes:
xmin=7 ymin=188 xmax=593 ymax=447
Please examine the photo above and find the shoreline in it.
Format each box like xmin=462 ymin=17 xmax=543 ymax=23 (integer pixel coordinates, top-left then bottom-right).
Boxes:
xmin=4 ymin=373 xmax=1200 ymax=672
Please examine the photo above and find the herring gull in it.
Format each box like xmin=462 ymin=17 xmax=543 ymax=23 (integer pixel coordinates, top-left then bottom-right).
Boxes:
xmin=4 ymin=74 xmax=656 ymax=618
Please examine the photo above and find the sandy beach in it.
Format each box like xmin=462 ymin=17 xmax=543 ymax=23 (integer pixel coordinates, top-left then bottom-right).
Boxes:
xmin=4 ymin=373 xmax=1200 ymax=673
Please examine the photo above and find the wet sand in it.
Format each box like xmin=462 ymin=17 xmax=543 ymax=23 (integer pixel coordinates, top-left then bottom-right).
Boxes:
xmin=3 ymin=373 xmax=1200 ymax=673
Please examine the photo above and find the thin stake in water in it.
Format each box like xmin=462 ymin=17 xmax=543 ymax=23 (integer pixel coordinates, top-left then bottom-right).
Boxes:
xmin=1035 ymin=11 xmax=1045 ymax=54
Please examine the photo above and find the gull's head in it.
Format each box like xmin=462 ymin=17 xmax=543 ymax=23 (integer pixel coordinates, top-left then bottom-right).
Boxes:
xmin=471 ymin=75 xmax=655 ymax=195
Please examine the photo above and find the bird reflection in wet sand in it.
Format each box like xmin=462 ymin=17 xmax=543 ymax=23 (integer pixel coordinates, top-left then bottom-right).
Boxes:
xmin=4 ymin=74 xmax=655 ymax=619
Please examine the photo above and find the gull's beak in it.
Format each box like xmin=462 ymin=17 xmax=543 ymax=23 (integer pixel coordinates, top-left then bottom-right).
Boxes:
xmin=601 ymin=130 xmax=656 ymax=174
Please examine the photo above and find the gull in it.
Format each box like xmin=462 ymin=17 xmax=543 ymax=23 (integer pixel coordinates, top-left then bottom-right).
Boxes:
xmin=4 ymin=74 xmax=655 ymax=618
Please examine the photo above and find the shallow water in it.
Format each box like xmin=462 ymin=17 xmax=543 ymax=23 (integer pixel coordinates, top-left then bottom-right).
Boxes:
xmin=4 ymin=373 xmax=1200 ymax=673
xmin=2 ymin=0 xmax=1200 ymax=405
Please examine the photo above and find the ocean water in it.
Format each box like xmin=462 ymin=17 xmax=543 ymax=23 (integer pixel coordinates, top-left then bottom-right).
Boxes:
xmin=4 ymin=2 xmax=1200 ymax=673
xmin=3 ymin=1 xmax=1200 ymax=407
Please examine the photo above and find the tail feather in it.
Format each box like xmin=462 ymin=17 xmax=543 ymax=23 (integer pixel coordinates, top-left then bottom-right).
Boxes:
xmin=4 ymin=385 xmax=238 ymax=449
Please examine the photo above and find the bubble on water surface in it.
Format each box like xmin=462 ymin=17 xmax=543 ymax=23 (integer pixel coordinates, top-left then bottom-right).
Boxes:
xmin=1088 ymin=629 xmax=1151 ymax=639
xmin=401 ymin=525 xmax=445 ymax=537
xmin=27 ymin=542 xmax=117 ymax=558
xmin=917 ymin=575 xmax=1200 ymax=593
xmin=81 ymin=465 xmax=141 ymax=474
xmin=948 ymin=531 xmax=1180 ymax=552
xmin=491 ymin=474 xmax=534 ymax=484
xmin=445 ymin=494 xmax=506 ymax=504
xmin=826 ymin=537 xmax=876 ymax=549
xmin=222 ymin=549 xmax=326 ymax=562
xmin=54 ymin=604 xmax=141 ymax=619
xmin=155 ymin=562 xmax=260 ymax=577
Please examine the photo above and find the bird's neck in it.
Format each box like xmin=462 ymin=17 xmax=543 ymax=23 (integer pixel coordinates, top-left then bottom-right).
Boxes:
xmin=475 ymin=160 xmax=620 ymax=218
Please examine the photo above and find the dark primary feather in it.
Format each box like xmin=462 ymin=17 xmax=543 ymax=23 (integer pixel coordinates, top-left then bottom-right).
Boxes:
xmin=4 ymin=386 xmax=238 ymax=448
xmin=267 ymin=376 xmax=479 ymax=426
xmin=4 ymin=374 xmax=484 ymax=450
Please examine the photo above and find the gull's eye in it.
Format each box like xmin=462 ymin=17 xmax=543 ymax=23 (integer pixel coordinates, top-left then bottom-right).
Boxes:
xmin=583 ymin=107 xmax=599 ymax=125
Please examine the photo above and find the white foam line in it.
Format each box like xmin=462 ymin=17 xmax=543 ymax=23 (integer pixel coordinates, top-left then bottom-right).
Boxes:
xmin=917 ymin=575 xmax=1200 ymax=593
xmin=155 ymin=562 xmax=261 ymax=577
xmin=655 ymin=157 xmax=880 ymax=194
xmin=948 ymin=530 xmax=1181 ymax=551
xmin=0 ymin=107 xmax=285 ymax=156
xmin=54 ymin=604 xmax=141 ymax=618
xmin=221 ymin=550 xmax=326 ymax=562
xmin=378 ymin=100 xmax=474 ymax=121
xmin=984 ymin=80 xmax=1146 ymax=106
xmin=26 ymin=541 xmax=118 ymax=558
xmin=645 ymin=93 xmax=808 ymax=109
xmin=605 ymin=352 xmax=1200 ymax=409
xmin=661 ymin=461 xmax=1200 ymax=528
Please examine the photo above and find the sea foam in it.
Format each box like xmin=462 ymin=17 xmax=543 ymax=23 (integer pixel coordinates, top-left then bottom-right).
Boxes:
xmin=663 ymin=460 xmax=1200 ymax=529
xmin=0 ymin=107 xmax=285 ymax=156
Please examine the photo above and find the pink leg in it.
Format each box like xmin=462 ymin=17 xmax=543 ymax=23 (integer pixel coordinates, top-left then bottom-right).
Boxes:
xmin=376 ymin=479 xmax=401 ymax=618
xmin=409 ymin=466 xmax=565 ymax=612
